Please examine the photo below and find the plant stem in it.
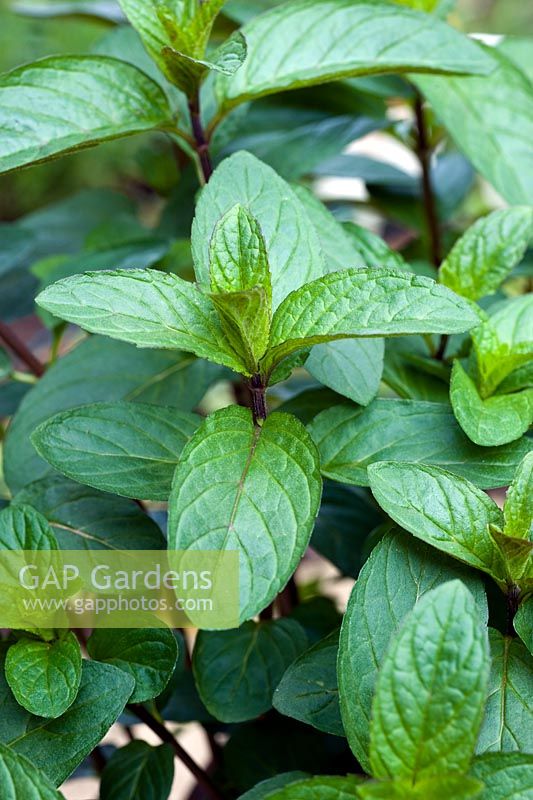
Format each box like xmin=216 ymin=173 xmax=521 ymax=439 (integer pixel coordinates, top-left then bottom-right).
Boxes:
xmin=188 ymin=91 xmax=213 ymax=184
xmin=249 ymin=374 xmax=268 ymax=423
xmin=414 ymin=92 xmax=442 ymax=269
xmin=0 ymin=321 xmax=45 ymax=377
xmin=129 ymin=704 xmax=224 ymax=800
xmin=506 ymin=584 xmax=521 ymax=636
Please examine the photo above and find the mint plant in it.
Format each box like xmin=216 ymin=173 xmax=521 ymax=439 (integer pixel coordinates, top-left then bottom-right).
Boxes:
xmin=0 ymin=0 xmax=532 ymax=798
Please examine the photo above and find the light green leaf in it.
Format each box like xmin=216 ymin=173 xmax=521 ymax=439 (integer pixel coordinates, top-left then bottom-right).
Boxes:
xmin=343 ymin=222 xmax=410 ymax=273
xmin=357 ymin=775 xmax=484 ymax=799
xmin=306 ymin=339 xmax=384 ymax=407
xmin=514 ymin=600 xmax=533 ymax=656
xmin=338 ymin=530 xmax=487 ymax=772
xmin=4 ymin=336 xmax=218 ymax=493
xmin=440 ymin=207 xmax=533 ymax=300
xmin=191 ymin=152 xmax=324 ymax=309
xmin=31 ymin=402 xmax=199 ymax=501
xmin=308 ymin=399 xmax=530 ymax=490
xmin=100 ymin=741 xmax=174 ymax=800
xmin=415 ymin=48 xmax=533 ymax=205
xmin=262 ymin=775 xmax=364 ymax=799
xmin=489 ymin=527 xmax=533 ymax=589
xmin=273 ymin=629 xmax=343 ymax=736
xmin=471 ymin=753 xmax=533 ymax=800
xmin=472 ymin=295 xmax=533 ymax=397
xmin=218 ymin=0 xmax=493 ymax=109
xmin=368 ymin=461 xmax=507 ymax=583
xmin=161 ymin=31 xmax=247 ymax=95
xmin=5 ymin=632 xmax=82 ymax=719
xmin=209 ymin=204 xmax=271 ymax=296
xmin=36 ymin=269 xmax=249 ymax=374
xmin=15 ymin=475 xmax=166 ymax=551
xmin=0 ymin=504 xmax=58 ymax=550
xmin=193 ymin=619 xmax=308 ymax=722
xmin=87 ymin=628 xmax=178 ymax=703
xmin=504 ymin=452 xmax=533 ymax=540
xmin=450 ymin=361 xmax=533 ymax=447
xmin=261 ymin=268 xmax=480 ymax=375
xmin=210 ymin=288 xmax=271 ymax=372
xmin=370 ymin=581 xmax=490 ymax=781
xmin=0 ymin=659 xmax=134 ymax=786
xmin=477 ymin=630 xmax=533 ymax=754
xmin=0 ymin=56 xmax=172 ymax=175
xmin=392 ymin=0 xmax=440 ymax=9
xmin=168 ymin=406 xmax=322 ymax=623
xmin=238 ymin=772 xmax=310 ymax=800
xmin=0 ymin=745 xmax=65 ymax=800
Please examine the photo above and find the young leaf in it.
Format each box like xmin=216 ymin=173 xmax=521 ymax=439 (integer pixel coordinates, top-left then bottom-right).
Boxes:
xmin=415 ymin=48 xmax=533 ymax=205
xmin=209 ymin=204 xmax=271 ymax=296
xmin=35 ymin=270 xmax=249 ymax=374
xmin=450 ymin=361 xmax=533 ymax=447
xmin=338 ymin=530 xmax=487 ymax=772
xmin=0 ymin=504 xmax=58 ymax=550
xmin=100 ymin=741 xmax=175 ymax=800
xmin=160 ymin=31 xmax=247 ymax=96
xmin=210 ymin=288 xmax=271 ymax=371
xmin=261 ymin=268 xmax=480 ymax=375
xmin=15 ymin=475 xmax=166 ymax=551
xmin=168 ymin=406 xmax=322 ymax=623
xmin=3 ymin=336 xmax=218 ymax=493
xmin=369 ymin=581 xmax=490 ymax=781
xmin=308 ymin=399 xmax=530 ymax=490
xmin=489 ymin=528 xmax=533 ymax=590
xmin=217 ymin=0 xmax=493 ymax=109
xmin=357 ymin=775 xmax=484 ymax=799
xmin=514 ymin=600 xmax=533 ymax=656
xmin=476 ymin=630 xmax=533 ymax=754
xmin=273 ymin=629 xmax=343 ymax=736
xmin=87 ymin=628 xmax=178 ymax=703
xmin=504 ymin=453 xmax=533 ymax=540
xmin=368 ymin=461 xmax=508 ymax=583
xmin=191 ymin=152 xmax=324 ymax=309
xmin=31 ymin=402 xmax=200 ymax=501
xmin=306 ymin=339 xmax=384 ymax=407
xmin=440 ymin=207 xmax=533 ymax=300
xmin=0 ymin=56 xmax=172 ymax=174
xmin=0 ymin=659 xmax=134 ymax=786
xmin=258 ymin=775 xmax=364 ymax=799
xmin=193 ymin=619 xmax=308 ymax=722
xmin=5 ymin=632 xmax=82 ymax=719
xmin=471 ymin=753 xmax=533 ymax=799
xmin=0 ymin=745 xmax=65 ymax=800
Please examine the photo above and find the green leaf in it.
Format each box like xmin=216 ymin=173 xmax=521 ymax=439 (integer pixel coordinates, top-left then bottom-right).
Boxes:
xmin=273 ymin=629 xmax=343 ymax=736
xmin=87 ymin=628 xmax=178 ymax=703
xmin=160 ymin=31 xmax=247 ymax=96
xmin=439 ymin=207 xmax=533 ymax=300
xmin=343 ymin=222 xmax=410 ymax=273
xmin=357 ymin=775 xmax=484 ymax=799
xmin=514 ymin=600 xmax=533 ymax=656
xmin=477 ymin=630 xmax=533 ymax=754
xmin=191 ymin=152 xmax=324 ymax=309
xmin=35 ymin=269 xmax=249 ymax=374
xmin=261 ymin=268 xmax=480 ymax=376
xmin=338 ymin=530 xmax=487 ymax=772
xmin=4 ymin=336 xmax=218 ymax=493
xmin=415 ymin=48 xmax=533 ymax=205
xmin=217 ymin=0 xmax=493 ymax=109
xmin=5 ymin=632 xmax=82 ymax=719
xmin=15 ymin=475 xmax=166 ymax=551
xmin=450 ymin=361 xmax=533 ymax=447
xmin=471 ymin=295 xmax=533 ymax=397
xmin=306 ymin=339 xmax=384 ymax=407
xmin=193 ymin=619 xmax=308 ymax=722
xmin=489 ymin=527 xmax=533 ymax=590
xmin=0 ymin=745 xmax=65 ymax=800
xmin=0 ymin=56 xmax=172 ymax=175
xmin=209 ymin=204 xmax=271 ymax=296
xmin=0 ymin=347 xmax=11 ymax=379
xmin=471 ymin=753 xmax=533 ymax=799
xmin=238 ymin=773 xmax=310 ymax=800
xmin=0 ymin=659 xmax=134 ymax=786
xmin=369 ymin=581 xmax=490 ymax=781
xmin=308 ymin=399 xmax=530 ymax=490
xmin=168 ymin=406 xmax=322 ymax=623
xmin=504 ymin=452 xmax=533 ymax=540
xmin=0 ymin=504 xmax=58 ymax=550
xmin=260 ymin=775 xmax=364 ymax=799
xmin=100 ymin=741 xmax=174 ymax=800
xmin=210 ymin=288 xmax=271 ymax=371
xmin=368 ymin=461 xmax=508 ymax=584
xmin=31 ymin=402 xmax=199 ymax=501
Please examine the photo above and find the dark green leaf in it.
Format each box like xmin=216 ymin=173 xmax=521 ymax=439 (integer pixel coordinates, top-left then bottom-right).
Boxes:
xmin=471 ymin=753 xmax=533 ymax=799
xmin=100 ymin=741 xmax=174 ymax=800
xmin=306 ymin=339 xmax=384 ymax=407
xmin=0 ymin=504 xmax=58 ymax=550
xmin=0 ymin=745 xmax=65 ymax=800
xmin=259 ymin=775 xmax=365 ymax=799
xmin=238 ymin=772 xmax=310 ymax=800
